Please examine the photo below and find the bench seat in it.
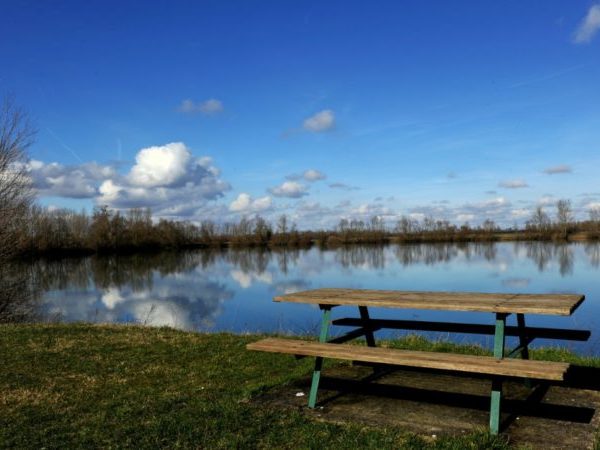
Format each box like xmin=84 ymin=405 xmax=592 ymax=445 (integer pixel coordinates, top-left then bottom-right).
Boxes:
xmin=247 ymin=338 xmax=569 ymax=381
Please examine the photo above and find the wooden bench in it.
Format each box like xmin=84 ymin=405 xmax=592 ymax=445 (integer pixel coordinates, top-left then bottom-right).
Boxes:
xmin=247 ymin=338 xmax=570 ymax=380
xmin=247 ymin=288 xmax=587 ymax=435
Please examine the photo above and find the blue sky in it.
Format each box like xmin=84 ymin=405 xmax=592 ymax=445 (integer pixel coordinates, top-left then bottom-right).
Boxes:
xmin=2 ymin=1 xmax=600 ymax=228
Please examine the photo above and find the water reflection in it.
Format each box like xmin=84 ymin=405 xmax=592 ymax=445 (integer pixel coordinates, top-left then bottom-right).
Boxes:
xmin=6 ymin=242 xmax=600 ymax=353
xmin=394 ymin=243 xmax=460 ymax=266
xmin=585 ymin=243 xmax=600 ymax=268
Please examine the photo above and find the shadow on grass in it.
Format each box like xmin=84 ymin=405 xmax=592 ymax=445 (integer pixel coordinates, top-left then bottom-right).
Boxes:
xmin=312 ymin=364 xmax=600 ymax=433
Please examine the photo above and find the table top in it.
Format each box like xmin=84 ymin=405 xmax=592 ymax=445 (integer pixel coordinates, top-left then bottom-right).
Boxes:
xmin=274 ymin=288 xmax=585 ymax=316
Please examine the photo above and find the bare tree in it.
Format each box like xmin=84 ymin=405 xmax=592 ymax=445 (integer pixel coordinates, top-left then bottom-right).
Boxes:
xmin=276 ymin=214 xmax=288 ymax=234
xmin=481 ymin=219 xmax=496 ymax=233
xmin=556 ymin=199 xmax=573 ymax=239
xmin=590 ymin=206 xmax=600 ymax=224
xmin=0 ymin=96 xmax=35 ymax=321
xmin=529 ymin=206 xmax=550 ymax=232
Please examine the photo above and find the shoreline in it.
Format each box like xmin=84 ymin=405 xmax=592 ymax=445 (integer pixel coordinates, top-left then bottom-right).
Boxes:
xmin=13 ymin=231 xmax=600 ymax=260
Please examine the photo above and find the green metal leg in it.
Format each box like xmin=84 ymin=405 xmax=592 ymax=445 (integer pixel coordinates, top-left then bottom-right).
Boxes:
xmin=490 ymin=313 xmax=507 ymax=434
xmin=516 ymin=314 xmax=530 ymax=360
xmin=517 ymin=313 xmax=532 ymax=388
xmin=493 ymin=313 xmax=507 ymax=359
xmin=359 ymin=306 xmax=376 ymax=347
xmin=490 ymin=378 xmax=503 ymax=435
xmin=308 ymin=306 xmax=332 ymax=409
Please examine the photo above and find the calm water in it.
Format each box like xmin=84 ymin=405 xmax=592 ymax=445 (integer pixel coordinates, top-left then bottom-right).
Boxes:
xmin=29 ymin=242 xmax=600 ymax=355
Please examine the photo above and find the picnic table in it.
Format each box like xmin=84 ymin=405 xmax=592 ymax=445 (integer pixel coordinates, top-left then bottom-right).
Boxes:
xmin=247 ymin=288 xmax=587 ymax=435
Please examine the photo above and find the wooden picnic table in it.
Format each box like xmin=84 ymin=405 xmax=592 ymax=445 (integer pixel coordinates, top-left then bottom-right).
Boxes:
xmin=248 ymin=288 xmax=587 ymax=435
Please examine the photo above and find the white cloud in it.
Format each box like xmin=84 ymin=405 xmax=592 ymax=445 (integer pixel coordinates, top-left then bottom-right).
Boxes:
xmin=26 ymin=160 xmax=116 ymax=198
xmin=129 ymin=142 xmax=191 ymax=187
xmin=538 ymin=195 xmax=556 ymax=206
xmin=229 ymin=193 xmax=273 ymax=212
xmin=543 ymin=164 xmax=572 ymax=175
xmin=269 ymin=181 xmax=308 ymax=198
xmin=303 ymin=109 xmax=335 ymax=132
xmin=587 ymin=201 xmax=600 ymax=210
xmin=352 ymin=203 xmax=392 ymax=217
xmin=473 ymin=197 xmax=510 ymax=208
xmin=252 ymin=196 xmax=273 ymax=211
xmin=456 ymin=214 xmax=475 ymax=222
xmin=510 ymin=208 xmax=530 ymax=219
xmin=98 ymin=142 xmax=230 ymax=214
xmin=499 ymin=179 xmax=529 ymax=189
xmin=303 ymin=169 xmax=326 ymax=181
xmin=230 ymin=269 xmax=273 ymax=289
xmin=178 ymin=98 xmax=224 ymax=115
xmin=98 ymin=179 xmax=122 ymax=202
xmin=573 ymin=4 xmax=600 ymax=44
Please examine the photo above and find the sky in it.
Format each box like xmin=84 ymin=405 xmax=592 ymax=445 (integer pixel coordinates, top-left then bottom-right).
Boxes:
xmin=1 ymin=0 xmax=600 ymax=229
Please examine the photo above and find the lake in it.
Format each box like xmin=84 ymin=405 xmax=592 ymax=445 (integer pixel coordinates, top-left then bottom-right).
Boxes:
xmin=27 ymin=242 xmax=600 ymax=355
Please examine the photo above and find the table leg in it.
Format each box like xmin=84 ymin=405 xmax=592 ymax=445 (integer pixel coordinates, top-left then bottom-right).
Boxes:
xmin=516 ymin=314 xmax=530 ymax=360
xmin=490 ymin=313 xmax=507 ymax=435
xmin=359 ymin=306 xmax=376 ymax=347
xmin=517 ymin=313 xmax=532 ymax=388
xmin=493 ymin=313 xmax=507 ymax=359
xmin=308 ymin=305 xmax=332 ymax=409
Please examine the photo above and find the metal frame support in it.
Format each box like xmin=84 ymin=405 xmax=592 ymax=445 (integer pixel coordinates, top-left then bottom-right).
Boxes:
xmin=359 ymin=306 xmax=376 ymax=347
xmin=490 ymin=313 xmax=507 ymax=435
xmin=493 ymin=313 xmax=507 ymax=359
xmin=308 ymin=305 xmax=332 ymax=408
xmin=516 ymin=314 xmax=530 ymax=360
xmin=516 ymin=313 xmax=532 ymax=389
xmin=490 ymin=378 xmax=503 ymax=435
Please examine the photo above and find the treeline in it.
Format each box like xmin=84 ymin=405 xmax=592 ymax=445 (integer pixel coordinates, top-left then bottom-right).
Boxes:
xmin=14 ymin=206 xmax=315 ymax=256
xmin=10 ymin=199 xmax=600 ymax=258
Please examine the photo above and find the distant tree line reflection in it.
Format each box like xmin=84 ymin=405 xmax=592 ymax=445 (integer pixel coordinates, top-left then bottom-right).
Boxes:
xmin=13 ymin=242 xmax=599 ymax=297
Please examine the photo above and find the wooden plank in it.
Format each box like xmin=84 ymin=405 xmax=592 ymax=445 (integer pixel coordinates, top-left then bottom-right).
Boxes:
xmin=274 ymin=289 xmax=585 ymax=316
xmin=247 ymin=338 xmax=570 ymax=381
xmin=331 ymin=317 xmax=591 ymax=341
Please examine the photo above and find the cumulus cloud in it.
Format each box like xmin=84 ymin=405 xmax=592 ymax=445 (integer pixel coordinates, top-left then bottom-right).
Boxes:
xmin=268 ymin=181 xmax=308 ymax=198
xmin=26 ymin=160 xmax=116 ymax=198
xmin=129 ymin=143 xmax=192 ymax=187
xmin=573 ymin=4 xmax=600 ymax=44
xmin=229 ymin=193 xmax=273 ymax=213
xmin=302 ymin=169 xmax=326 ymax=181
xmin=98 ymin=142 xmax=230 ymax=214
xmin=499 ymin=179 xmax=529 ymax=189
xmin=543 ymin=164 xmax=572 ymax=175
xmin=303 ymin=109 xmax=335 ymax=132
xmin=178 ymin=98 xmax=224 ymax=115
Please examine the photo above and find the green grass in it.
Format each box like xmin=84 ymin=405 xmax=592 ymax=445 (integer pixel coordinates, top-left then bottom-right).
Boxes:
xmin=0 ymin=325 xmax=595 ymax=449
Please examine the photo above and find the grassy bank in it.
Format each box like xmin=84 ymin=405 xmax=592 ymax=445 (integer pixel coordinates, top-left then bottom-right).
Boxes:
xmin=0 ymin=325 xmax=597 ymax=449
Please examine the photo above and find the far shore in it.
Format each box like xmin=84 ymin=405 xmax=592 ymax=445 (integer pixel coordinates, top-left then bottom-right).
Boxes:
xmin=13 ymin=229 xmax=600 ymax=260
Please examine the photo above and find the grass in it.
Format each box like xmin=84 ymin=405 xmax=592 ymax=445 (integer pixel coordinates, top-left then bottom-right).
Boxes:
xmin=0 ymin=325 xmax=596 ymax=449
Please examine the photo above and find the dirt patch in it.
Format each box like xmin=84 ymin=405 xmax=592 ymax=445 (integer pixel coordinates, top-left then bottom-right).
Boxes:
xmin=253 ymin=364 xmax=600 ymax=449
